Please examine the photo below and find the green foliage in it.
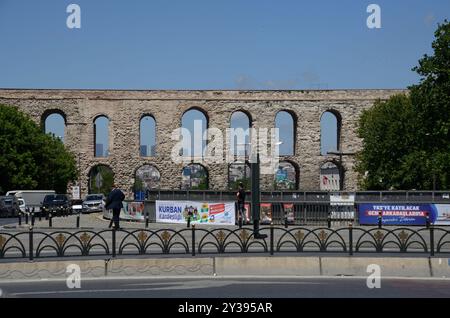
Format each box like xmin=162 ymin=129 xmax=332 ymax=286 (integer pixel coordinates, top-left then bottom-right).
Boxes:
xmin=191 ymin=177 xmax=208 ymax=190
xmin=0 ymin=104 xmax=78 ymax=194
xmin=356 ymin=20 xmax=450 ymax=190
xmin=89 ymin=165 xmax=114 ymax=196
xmin=229 ymin=178 xmax=251 ymax=191
xmin=133 ymin=177 xmax=145 ymax=193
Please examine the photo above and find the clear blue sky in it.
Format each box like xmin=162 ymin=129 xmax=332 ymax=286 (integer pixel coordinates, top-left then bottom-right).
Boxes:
xmin=1 ymin=0 xmax=448 ymax=90
xmin=2 ymin=1 xmax=449 ymax=156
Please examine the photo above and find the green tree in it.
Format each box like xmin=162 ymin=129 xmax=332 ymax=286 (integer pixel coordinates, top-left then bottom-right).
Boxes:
xmin=0 ymin=104 xmax=78 ymax=194
xmin=356 ymin=95 xmax=415 ymax=189
xmin=229 ymin=178 xmax=251 ymax=191
xmin=89 ymin=165 xmax=114 ymax=196
xmin=356 ymin=20 xmax=450 ymax=190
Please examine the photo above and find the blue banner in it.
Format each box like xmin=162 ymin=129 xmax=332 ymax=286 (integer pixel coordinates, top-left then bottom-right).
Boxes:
xmin=358 ymin=203 xmax=438 ymax=225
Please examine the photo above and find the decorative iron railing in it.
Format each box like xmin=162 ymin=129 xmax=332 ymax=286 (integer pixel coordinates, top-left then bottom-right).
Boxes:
xmin=0 ymin=226 xmax=449 ymax=260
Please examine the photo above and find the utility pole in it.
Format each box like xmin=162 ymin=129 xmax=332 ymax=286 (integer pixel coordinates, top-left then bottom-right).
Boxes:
xmin=250 ymin=152 xmax=266 ymax=239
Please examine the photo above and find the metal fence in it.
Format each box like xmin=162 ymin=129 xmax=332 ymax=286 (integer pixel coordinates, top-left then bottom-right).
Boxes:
xmin=0 ymin=226 xmax=449 ymax=260
xmin=143 ymin=190 xmax=450 ymax=226
xmin=146 ymin=190 xmax=450 ymax=203
xmin=4 ymin=190 xmax=450 ymax=227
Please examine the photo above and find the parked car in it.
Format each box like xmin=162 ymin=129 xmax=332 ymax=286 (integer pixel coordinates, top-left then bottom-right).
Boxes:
xmin=0 ymin=196 xmax=19 ymax=217
xmin=71 ymin=199 xmax=83 ymax=214
xmin=82 ymin=194 xmax=105 ymax=213
xmin=7 ymin=190 xmax=55 ymax=215
xmin=41 ymin=194 xmax=70 ymax=217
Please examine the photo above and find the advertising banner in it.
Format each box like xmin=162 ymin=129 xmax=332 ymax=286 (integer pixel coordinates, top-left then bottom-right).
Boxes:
xmin=156 ymin=200 xmax=235 ymax=225
xmin=330 ymin=193 xmax=355 ymax=205
xmin=244 ymin=203 xmax=251 ymax=222
xmin=330 ymin=193 xmax=355 ymax=221
xmin=71 ymin=186 xmax=80 ymax=200
xmin=358 ymin=203 xmax=450 ymax=225
xmin=283 ymin=203 xmax=295 ymax=223
xmin=103 ymin=201 xmax=145 ymax=221
xmin=435 ymin=204 xmax=450 ymax=225
xmin=260 ymin=203 xmax=272 ymax=224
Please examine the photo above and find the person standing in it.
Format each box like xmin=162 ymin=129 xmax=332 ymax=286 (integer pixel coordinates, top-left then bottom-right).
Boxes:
xmin=236 ymin=182 xmax=247 ymax=226
xmin=105 ymin=183 xmax=125 ymax=230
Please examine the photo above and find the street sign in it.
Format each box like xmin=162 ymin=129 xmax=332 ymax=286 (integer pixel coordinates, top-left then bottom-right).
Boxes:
xmin=72 ymin=186 xmax=80 ymax=200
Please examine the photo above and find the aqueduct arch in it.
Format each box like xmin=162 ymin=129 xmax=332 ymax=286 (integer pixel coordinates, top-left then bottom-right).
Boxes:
xmin=0 ymin=89 xmax=405 ymax=198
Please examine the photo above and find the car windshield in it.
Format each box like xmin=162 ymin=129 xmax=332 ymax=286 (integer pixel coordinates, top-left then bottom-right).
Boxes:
xmin=44 ymin=195 xmax=67 ymax=202
xmin=86 ymin=195 xmax=103 ymax=201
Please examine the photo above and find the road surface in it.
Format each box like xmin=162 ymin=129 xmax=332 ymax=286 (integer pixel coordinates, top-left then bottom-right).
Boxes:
xmin=1 ymin=276 xmax=450 ymax=298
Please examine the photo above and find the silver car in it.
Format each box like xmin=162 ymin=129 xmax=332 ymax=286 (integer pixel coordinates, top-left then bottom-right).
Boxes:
xmin=82 ymin=194 xmax=105 ymax=213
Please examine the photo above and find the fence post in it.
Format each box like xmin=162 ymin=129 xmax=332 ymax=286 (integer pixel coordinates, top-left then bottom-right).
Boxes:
xmin=327 ymin=212 xmax=331 ymax=229
xmin=112 ymin=228 xmax=116 ymax=258
xmin=31 ymin=208 xmax=35 ymax=226
xmin=303 ymin=203 xmax=307 ymax=225
xmin=192 ymin=225 xmax=196 ymax=256
xmin=270 ymin=223 xmax=274 ymax=256
xmin=29 ymin=226 xmax=34 ymax=261
xmin=430 ymin=225 xmax=435 ymax=257
xmin=349 ymin=223 xmax=353 ymax=256
xmin=378 ymin=211 xmax=382 ymax=229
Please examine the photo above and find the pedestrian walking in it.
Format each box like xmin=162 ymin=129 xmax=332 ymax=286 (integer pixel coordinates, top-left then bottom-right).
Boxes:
xmin=236 ymin=182 xmax=247 ymax=226
xmin=105 ymin=183 xmax=125 ymax=229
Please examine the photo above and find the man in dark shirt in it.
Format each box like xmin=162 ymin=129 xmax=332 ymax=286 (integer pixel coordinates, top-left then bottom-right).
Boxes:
xmin=105 ymin=183 xmax=125 ymax=229
xmin=237 ymin=182 xmax=246 ymax=225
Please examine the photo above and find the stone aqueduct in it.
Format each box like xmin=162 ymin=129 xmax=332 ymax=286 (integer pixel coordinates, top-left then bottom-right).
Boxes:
xmin=0 ymin=89 xmax=404 ymax=198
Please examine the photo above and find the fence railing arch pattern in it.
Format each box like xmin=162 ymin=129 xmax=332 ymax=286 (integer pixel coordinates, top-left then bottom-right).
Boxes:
xmin=0 ymin=226 xmax=449 ymax=260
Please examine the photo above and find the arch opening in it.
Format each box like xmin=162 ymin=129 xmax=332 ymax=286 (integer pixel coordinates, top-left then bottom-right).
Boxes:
xmin=181 ymin=164 xmax=208 ymax=190
xmin=140 ymin=115 xmax=156 ymax=157
xmin=230 ymin=111 xmax=251 ymax=157
xmin=275 ymin=111 xmax=296 ymax=156
xmin=274 ymin=161 xmax=298 ymax=190
xmin=88 ymin=165 xmax=114 ymax=196
xmin=94 ymin=116 xmax=110 ymax=157
xmin=181 ymin=109 xmax=208 ymax=158
xmin=320 ymin=111 xmax=341 ymax=156
xmin=134 ymin=164 xmax=160 ymax=199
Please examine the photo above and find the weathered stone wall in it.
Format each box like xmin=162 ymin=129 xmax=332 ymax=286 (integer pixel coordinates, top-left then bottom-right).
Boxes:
xmin=0 ymin=89 xmax=405 ymax=198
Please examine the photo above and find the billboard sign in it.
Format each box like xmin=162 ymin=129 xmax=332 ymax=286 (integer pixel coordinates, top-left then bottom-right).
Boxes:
xmin=358 ymin=203 xmax=450 ymax=225
xmin=103 ymin=201 xmax=145 ymax=221
xmin=283 ymin=203 xmax=295 ymax=223
xmin=260 ymin=203 xmax=272 ymax=224
xmin=156 ymin=200 xmax=235 ymax=225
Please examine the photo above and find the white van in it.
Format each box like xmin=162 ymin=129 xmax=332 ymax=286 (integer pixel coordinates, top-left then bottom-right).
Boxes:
xmin=9 ymin=190 xmax=56 ymax=214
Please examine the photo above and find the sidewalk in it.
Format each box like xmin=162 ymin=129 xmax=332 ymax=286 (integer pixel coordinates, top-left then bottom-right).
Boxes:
xmin=1 ymin=255 xmax=449 ymax=281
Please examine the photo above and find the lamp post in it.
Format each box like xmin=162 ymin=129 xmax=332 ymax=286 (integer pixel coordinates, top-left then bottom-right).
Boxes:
xmin=238 ymin=141 xmax=282 ymax=239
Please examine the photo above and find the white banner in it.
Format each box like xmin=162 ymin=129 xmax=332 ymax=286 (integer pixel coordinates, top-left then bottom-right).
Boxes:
xmin=156 ymin=200 xmax=235 ymax=225
xmin=330 ymin=193 xmax=355 ymax=205
xmin=103 ymin=201 xmax=145 ymax=221
xmin=71 ymin=186 xmax=80 ymax=200
xmin=435 ymin=204 xmax=450 ymax=225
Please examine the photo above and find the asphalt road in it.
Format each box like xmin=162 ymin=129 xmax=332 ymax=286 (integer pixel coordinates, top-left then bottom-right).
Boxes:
xmin=1 ymin=277 xmax=450 ymax=298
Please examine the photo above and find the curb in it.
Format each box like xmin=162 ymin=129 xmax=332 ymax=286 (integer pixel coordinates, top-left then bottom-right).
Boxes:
xmin=1 ymin=256 xmax=449 ymax=281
